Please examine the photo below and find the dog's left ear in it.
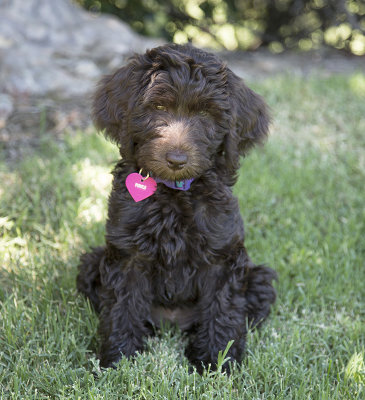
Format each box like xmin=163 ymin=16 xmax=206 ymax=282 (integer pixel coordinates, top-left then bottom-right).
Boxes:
xmin=224 ymin=70 xmax=270 ymax=171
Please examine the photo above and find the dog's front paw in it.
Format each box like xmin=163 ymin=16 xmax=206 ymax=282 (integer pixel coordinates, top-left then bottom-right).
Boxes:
xmin=185 ymin=338 xmax=241 ymax=375
xmin=185 ymin=343 xmax=220 ymax=375
xmin=99 ymin=350 xmax=123 ymax=369
xmin=99 ymin=337 xmax=146 ymax=369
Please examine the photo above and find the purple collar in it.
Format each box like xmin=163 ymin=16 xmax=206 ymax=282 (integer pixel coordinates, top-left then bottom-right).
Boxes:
xmin=155 ymin=177 xmax=194 ymax=191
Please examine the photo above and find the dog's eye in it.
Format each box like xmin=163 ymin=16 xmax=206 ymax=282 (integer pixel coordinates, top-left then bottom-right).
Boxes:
xmin=155 ymin=105 xmax=167 ymax=111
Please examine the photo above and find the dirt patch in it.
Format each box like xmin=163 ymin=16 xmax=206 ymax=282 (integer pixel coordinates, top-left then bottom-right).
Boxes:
xmin=0 ymin=95 xmax=92 ymax=163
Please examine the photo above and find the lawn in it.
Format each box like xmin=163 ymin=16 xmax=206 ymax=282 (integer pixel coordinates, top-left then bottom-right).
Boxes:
xmin=0 ymin=72 xmax=364 ymax=399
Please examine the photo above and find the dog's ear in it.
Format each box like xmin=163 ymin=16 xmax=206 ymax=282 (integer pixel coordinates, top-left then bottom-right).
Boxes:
xmin=224 ymin=70 xmax=270 ymax=171
xmin=93 ymin=56 xmax=145 ymax=159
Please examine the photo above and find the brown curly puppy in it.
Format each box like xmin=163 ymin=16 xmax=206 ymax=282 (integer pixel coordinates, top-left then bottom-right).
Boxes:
xmin=77 ymin=43 xmax=277 ymax=373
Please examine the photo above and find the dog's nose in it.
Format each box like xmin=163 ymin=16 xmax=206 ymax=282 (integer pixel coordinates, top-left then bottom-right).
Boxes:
xmin=166 ymin=151 xmax=188 ymax=170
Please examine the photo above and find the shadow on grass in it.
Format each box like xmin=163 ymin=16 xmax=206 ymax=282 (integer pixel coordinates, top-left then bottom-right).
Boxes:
xmin=0 ymin=129 xmax=117 ymax=369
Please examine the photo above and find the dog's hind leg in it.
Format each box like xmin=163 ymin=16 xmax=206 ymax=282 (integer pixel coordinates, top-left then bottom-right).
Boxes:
xmin=185 ymin=261 xmax=276 ymax=374
xmin=77 ymin=246 xmax=105 ymax=313
xmin=244 ymin=264 xmax=277 ymax=329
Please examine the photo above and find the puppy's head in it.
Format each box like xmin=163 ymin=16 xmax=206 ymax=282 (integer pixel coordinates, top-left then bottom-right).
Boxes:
xmin=93 ymin=44 xmax=270 ymax=181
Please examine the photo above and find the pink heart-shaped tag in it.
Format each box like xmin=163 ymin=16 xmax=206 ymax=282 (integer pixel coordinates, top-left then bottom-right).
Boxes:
xmin=125 ymin=173 xmax=157 ymax=202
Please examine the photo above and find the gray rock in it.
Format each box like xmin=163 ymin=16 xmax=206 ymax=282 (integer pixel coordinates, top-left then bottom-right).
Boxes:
xmin=0 ymin=0 xmax=162 ymax=149
xmin=0 ymin=0 xmax=161 ymax=99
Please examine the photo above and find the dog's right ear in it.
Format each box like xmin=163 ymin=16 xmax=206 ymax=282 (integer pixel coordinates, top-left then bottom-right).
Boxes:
xmin=93 ymin=57 xmax=144 ymax=158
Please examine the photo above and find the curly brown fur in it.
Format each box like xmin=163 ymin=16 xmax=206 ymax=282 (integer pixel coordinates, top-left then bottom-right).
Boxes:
xmin=77 ymin=44 xmax=277 ymax=373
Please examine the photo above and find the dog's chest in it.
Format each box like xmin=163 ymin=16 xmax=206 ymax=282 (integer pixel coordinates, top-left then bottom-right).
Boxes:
xmin=132 ymin=195 xmax=240 ymax=267
xmin=144 ymin=201 xmax=199 ymax=265
xmin=141 ymin=201 xmax=202 ymax=303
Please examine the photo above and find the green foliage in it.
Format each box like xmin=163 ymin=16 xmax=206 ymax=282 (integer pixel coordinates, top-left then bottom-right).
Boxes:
xmin=1 ymin=72 xmax=365 ymax=398
xmin=76 ymin=0 xmax=365 ymax=54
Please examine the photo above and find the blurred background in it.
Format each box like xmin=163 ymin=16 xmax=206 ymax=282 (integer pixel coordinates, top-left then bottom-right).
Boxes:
xmin=77 ymin=0 xmax=365 ymax=54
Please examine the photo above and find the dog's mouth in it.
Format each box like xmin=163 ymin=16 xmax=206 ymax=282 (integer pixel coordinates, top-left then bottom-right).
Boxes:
xmin=139 ymin=157 xmax=204 ymax=183
xmin=143 ymin=167 xmax=199 ymax=183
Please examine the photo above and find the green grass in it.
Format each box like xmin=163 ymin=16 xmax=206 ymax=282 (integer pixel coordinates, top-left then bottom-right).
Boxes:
xmin=1 ymin=72 xmax=364 ymax=399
